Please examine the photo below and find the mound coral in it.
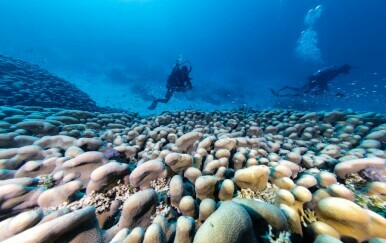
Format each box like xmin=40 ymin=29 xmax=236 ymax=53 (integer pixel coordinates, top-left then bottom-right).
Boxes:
xmin=0 ymin=106 xmax=385 ymax=242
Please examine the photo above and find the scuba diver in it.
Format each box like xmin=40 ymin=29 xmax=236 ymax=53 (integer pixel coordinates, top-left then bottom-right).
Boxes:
xmin=270 ymin=64 xmax=352 ymax=97
xmin=148 ymin=60 xmax=192 ymax=110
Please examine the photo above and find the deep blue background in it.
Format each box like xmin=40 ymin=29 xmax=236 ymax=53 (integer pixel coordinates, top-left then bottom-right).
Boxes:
xmin=0 ymin=0 xmax=385 ymax=113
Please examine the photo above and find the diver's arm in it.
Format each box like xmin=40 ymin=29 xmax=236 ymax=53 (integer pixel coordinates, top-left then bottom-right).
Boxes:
xmin=309 ymin=66 xmax=335 ymax=81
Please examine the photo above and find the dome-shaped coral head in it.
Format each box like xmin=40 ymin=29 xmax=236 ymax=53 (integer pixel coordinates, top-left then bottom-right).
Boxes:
xmin=339 ymin=64 xmax=352 ymax=74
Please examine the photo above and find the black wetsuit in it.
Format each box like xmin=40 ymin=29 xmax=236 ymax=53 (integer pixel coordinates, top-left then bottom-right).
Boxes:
xmin=271 ymin=65 xmax=351 ymax=97
xmin=148 ymin=63 xmax=192 ymax=110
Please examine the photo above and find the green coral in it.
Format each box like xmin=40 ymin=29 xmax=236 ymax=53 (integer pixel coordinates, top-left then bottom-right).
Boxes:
xmin=38 ymin=174 xmax=55 ymax=189
xmin=346 ymin=179 xmax=386 ymax=217
xmin=355 ymin=194 xmax=386 ymax=217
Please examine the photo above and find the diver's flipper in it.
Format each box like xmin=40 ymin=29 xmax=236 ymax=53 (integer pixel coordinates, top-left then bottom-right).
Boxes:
xmin=270 ymin=88 xmax=298 ymax=97
xmin=148 ymin=102 xmax=157 ymax=110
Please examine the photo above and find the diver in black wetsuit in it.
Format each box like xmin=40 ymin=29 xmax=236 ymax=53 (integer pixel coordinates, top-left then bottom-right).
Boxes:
xmin=270 ymin=64 xmax=352 ymax=97
xmin=148 ymin=61 xmax=192 ymax=110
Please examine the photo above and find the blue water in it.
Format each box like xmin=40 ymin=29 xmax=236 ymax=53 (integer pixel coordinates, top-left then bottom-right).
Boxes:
xmin=0 ymin=0 xmax=385 ymax=114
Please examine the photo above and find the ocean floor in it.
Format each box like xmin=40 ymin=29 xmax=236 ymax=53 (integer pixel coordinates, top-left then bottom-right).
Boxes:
xmin=0 ymin=105 xmax=385 ymax=243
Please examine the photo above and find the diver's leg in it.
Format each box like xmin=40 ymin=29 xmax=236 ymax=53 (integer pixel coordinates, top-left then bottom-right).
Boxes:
xmin=310 ymin=87 xmax=327 ymax=96
xmin=275 ymin=86 xmax=289 ymax=93
xmin=279 ymin=86 xmax=303 ymax=92
xmin=157 ymin=89 xmax=173 ymax=103
xmin=147 ymin=89 xmax=174 ymax=110
xmin=148 ymin=99 xmax=159 ymax=110
xmin=164 ymin=89 xmax=174 ymax=101
xmin=270 ymin=87 xmax=279 ymax=96
xmin=272 ymin=85 xmax=302 ymax=97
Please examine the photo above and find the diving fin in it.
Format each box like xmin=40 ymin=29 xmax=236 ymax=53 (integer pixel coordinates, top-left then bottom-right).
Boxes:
xmin=148 ymin=102 xmax=157 ymax=110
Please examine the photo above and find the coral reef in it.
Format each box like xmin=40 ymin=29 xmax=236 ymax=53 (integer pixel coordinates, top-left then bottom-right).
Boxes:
xmin=0 ymin=106 xmax=386 ymax=242
xmin=262 ymin=225 xmax=292 ymax=243
xmin=237 ymin=182 xmax=279 ymax=204
xmin=0 ymin=53 xmax=130 ymax=113
xmin=37 ymin=174 xmax=55 ymax=189
xmin=345 ymin=172 xmax=386 ymax=217
xmin=49 ymin=183 xmax=135 ymax=214
xmin=359 ymin=167 xmax=386 ymax=182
